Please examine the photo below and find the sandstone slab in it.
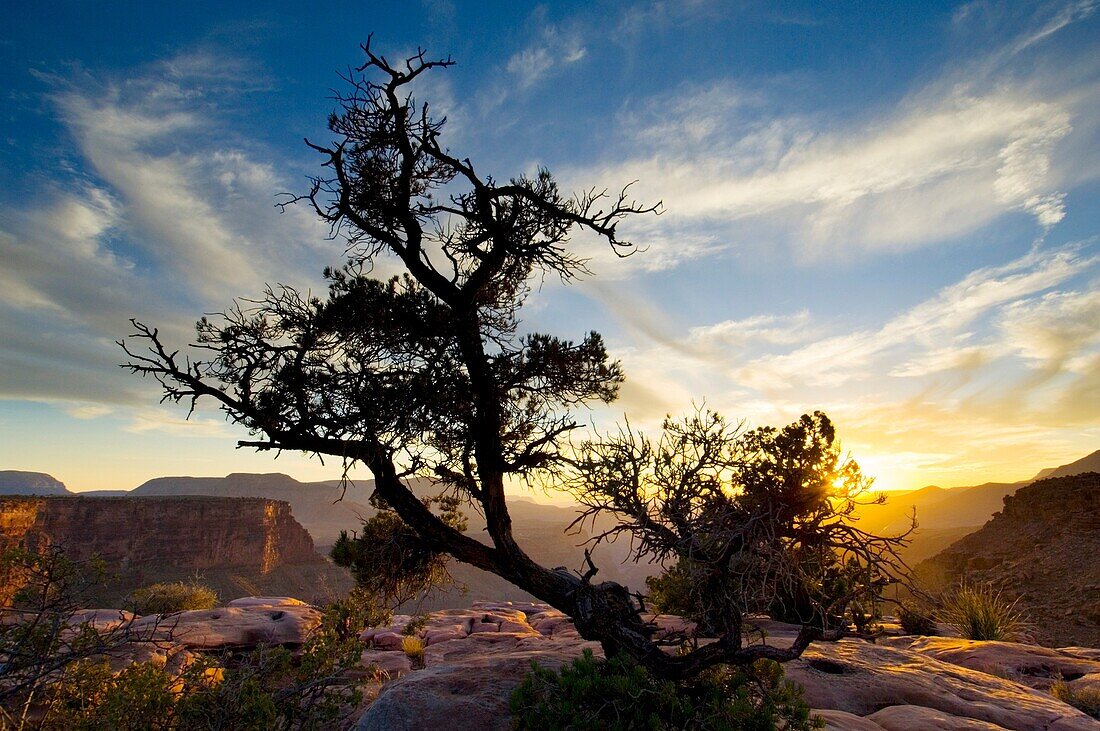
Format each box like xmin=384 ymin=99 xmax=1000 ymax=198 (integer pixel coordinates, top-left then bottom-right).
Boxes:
xmin=816 ymin=709 xmax=887 ymax=730
xmin=130 ymin=604 xmax=322 ymax=649
xmin=226 ymin=596 xmax=309 ymax=608
xmin=68 ymin=608 xmax=138 ymax=632
xmin=350 ymin=602 xmax=1100 ymax=731
xmin=1069 ymin=672 xmax=1100 ymax=695
xmin=786 ymin=638 xmax=1099 ymax=731
xmin=867 ymin=705 xmax=1010 ymax=730
xmin=882 ymin=636 xmax=1100 ymax=689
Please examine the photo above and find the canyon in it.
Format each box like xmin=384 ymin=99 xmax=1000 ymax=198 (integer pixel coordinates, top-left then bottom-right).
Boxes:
xmin=0 ymin=495 xmax=347 ymax=605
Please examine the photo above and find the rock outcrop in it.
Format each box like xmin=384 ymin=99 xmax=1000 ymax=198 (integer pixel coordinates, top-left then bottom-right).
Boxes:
xmin=353 ymin=603 xmax=1100 ymax=731
xmin=129 ymin=597 xmax=323 ymax=649
xmin=35 ymin=595 xmax=1100 ymax=730
xmin=918 ymin=473 xmax=1100 ymax=647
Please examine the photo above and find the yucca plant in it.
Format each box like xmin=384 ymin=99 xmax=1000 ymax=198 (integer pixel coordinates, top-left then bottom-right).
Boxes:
xmin=937 ymin=583 xmax=1027 ymax=641
xmin=402 ymin=636 xmax=426 ymax=669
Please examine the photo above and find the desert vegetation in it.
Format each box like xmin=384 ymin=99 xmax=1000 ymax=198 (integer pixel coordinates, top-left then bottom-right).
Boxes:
xmin=126 ymin=581 xmax=218 ymax=615
xmin=936 ymin=582 xmax=1028 ymax=642
xmin=0 ymin=546 xmax=380 ymax=729
xmin=510 ymin=649 xmax=821 ymax=730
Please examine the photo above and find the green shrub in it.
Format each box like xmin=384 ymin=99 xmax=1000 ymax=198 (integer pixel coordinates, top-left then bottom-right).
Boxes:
xmin=645 ymin=560 xmax=695 ymax=618
xmin=127 ymin=581 xmax=218 ymax=615
xmin=898 ymin=602 xmax=938 ymax=636
xmin=402 ymin=613 xmax=430 ymax=636
xmin=510 ymin=649 xmax=822 ymax=730
xmin=1051 ymin=679 xmax=1100 ymax=720
xmin=320 ymin=586 xmax=392 ymax=641
xmin=937 ymin=583 xmax=1026 ymax=641
xmin=35 ymin=614 xmax=364 ymax=729
xmin=39 ymin=660 xmax=179 ymax=731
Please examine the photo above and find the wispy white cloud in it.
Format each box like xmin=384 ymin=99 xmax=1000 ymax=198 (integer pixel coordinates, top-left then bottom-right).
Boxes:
xmin=0 ymin=49 xmax=339 ymax=409
xmin=51 ymin=75 xmax=324 ymax=301
xmin=505 ymin=13 xmax=587 ymax=90
xmin=560 ymin=1 xmax=1098 ymax=270
xmin=687 ymin=311 xmax=814 ymax=349
xmin=122 ymin=407 xmax=235 ymax=437
xmin=575 ymin=86 xmax=1080 ymax=265
xmin=998 ymin=286 xmax=1100 ymax=368
xmin=730 ymin=245 xmax=1094 ymax=390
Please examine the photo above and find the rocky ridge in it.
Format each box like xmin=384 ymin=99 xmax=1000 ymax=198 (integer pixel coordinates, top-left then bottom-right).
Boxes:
xmin=918 ymin=473 xmax=1100 ymax=647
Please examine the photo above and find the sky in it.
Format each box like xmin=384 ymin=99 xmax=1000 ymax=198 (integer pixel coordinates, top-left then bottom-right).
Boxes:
xmin=1 ymin=0 xmax=1098 ymax=493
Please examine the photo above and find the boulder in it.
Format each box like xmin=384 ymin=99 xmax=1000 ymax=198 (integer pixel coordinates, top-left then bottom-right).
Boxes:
xmin=366 ymin=632 xmax=406 ymax=651
xmin=355 ymin=647 xmax=599 ymax=731
xmin=103 ymin=641 xmax=198 ymax=675
xmin=360 ymin=649 xmax=414 ymax=678
xmin=424 ymin=627 xmax=468 ymax=646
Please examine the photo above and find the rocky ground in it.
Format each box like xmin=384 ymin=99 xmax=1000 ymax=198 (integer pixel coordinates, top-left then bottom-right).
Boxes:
xmin=84 ymin=597 xmax=1100 ymax=730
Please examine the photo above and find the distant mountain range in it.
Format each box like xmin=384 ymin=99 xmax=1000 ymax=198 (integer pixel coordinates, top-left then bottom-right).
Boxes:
xmin=0 ymin=470 xmax=72 ymax=496
xmin=848 ymin=449 xmax=1100 ymax=564
xmin=1031 ymin=448 xmax=1100 ymax=480
xmin=3 ymin=448 xmax=1097 ymax=602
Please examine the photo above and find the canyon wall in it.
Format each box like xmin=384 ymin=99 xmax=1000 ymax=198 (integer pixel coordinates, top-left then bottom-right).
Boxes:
xmin=0 ymin=496 xmax=328 ymax=605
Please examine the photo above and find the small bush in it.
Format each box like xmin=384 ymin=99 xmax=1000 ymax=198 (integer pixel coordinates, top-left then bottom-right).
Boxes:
xmin=848 ymin=601 xmax=881 ymax=635
xmin=645 ymin=561 xmax=695 ymax=618
xmin=938 ymin=583 xmax=1026 ymax=641
xmin=320 ymin=586 xmax=392 ymax=641
xmin=128 ymin=581 xmax=217 ymax=615
xmin=1052 ymin=680 xmax=1100 ymax=719
xmin=402 ymin=613 xmax=430 ymax=636
xmin=37 ymin=660 xmax=177 ymax=731
xmin=510 ymin=649 xmax=822 ymax=730
xmin=898 ymin=602 xmax=938 ymax=636
xmin=402 ymin=635 xmax=425 ymax=656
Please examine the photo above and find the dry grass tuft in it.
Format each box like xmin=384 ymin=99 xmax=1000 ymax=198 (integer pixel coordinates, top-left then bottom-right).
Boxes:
xmin=937 ymin=583 xmax=1026 ymax=641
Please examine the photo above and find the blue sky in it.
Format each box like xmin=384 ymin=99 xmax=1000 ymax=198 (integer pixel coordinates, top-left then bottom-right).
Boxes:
xmin=1 ymin=0 xmax=1098 ymax=492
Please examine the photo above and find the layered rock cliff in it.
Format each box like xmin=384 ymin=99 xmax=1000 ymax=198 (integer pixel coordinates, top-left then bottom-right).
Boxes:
xmin=0 ymin=496 xmax=319 ymax=573
xmin=918 ymin=472 xmax=1100 ymax=647
xmin=0 ymin=496 xmax=335 ymax=605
